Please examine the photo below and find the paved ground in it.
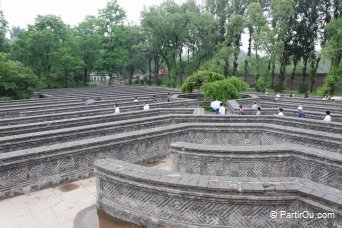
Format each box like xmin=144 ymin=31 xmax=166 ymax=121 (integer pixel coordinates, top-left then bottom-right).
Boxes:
xmin=1 ymin=159 xmax=171 ymax=228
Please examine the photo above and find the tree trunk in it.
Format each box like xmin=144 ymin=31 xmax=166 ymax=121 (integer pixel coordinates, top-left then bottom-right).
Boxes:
xmin=224 ymin=60 xmax=229 ymax=78
xmin=244 ymin=28 xmax=252 ymax=82
xmin=255 ymin=48 xmax=260 ymax=81
xmin=291 ymin=61 xmax=297 ymax=86
xmin=244 ymin=60 xmax=248 ymax=82
xmin=233 ymin=52 xmax=238 ymax=76
xmin=303 ymin=57 xmax=308 ymax=83
xmin=130 ymin=65 xmax=134 ymax=86
xmin=148 ymin=57 xmax=152 ymax=84
xmin=65 ymin=69 xmax=68 ymax=88
xmin=271 ymin=61 xmax=275 ymax=88
xmin=83 ymin=67 xmax=88 ymax=84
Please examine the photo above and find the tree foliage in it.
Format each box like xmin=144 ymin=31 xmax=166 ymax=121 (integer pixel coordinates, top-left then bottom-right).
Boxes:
xmin=0 ymin=53 xmax=41 ymax=99
xmin=0 ymin=0 xmax=340 ymax=98
xmin=201 ymin=77 xmax=247 ymax=101
xmin=181 ymin=70 xmax=225 ymax=93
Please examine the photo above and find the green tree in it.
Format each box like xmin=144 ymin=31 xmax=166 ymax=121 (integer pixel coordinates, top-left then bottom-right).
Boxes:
xmin=245 ymin=2 xmax=267 ymax=80
xmin=226 ymin=14 xmax=244 ymax=77
xmin=201 ymin=77 xmax=247 ymax=101
xmin=0 ymin=53 xmax=42 ymax=99
xmin=319 ymin=18 xmax=342 ymax=95
xmin=181 ymin=70 xmax=225 ymax=93
xmin=75 ymin=16 xmax=101 ymax=84
xmin=0 ymin=7 xmax=8 ymax=51
xmin=96 ymin=0 xmax=127 ymax=84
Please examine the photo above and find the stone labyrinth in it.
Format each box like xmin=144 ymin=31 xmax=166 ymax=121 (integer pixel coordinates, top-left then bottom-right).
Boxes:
xmin=0 ymin=87 xmax=341 ymax=227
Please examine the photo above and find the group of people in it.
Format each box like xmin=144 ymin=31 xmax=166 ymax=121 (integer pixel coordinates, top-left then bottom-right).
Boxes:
xmin=112 ymin=93 xmax=172 ymax=114
xmin=112 ymin=101 xmax=150 ymax=114
xmin=244 ymin=99 xmax=332 ymax=122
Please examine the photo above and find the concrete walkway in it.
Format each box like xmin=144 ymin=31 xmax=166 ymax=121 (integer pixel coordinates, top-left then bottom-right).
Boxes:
xmin=1 ymin=159 xmax=171 ymax=228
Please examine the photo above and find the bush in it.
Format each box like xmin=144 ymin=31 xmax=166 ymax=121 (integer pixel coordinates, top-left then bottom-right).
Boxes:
xmin=0 ymin=59 xmax=42 ymax=99
xmin=181 ymin=70 xmax=225 ymax=93
xmin=166 ymin=69 xmax=177 ymax=88
xmin=298 ymin=83 xmax=309 ymax=94
xmin=226 ymin=76 xmax=248 ymax=91
xmin=155 ymin=79 xmax=163 ymax=86
xmin=256 ymin=79 xmax=267 ymax=92
xmin=201 ymin=104 xmax=215 ymax=112
xmin=317 ymin=65 xmax=341 ymax=95
xmin=273 ymin=82 xmax=284 ymax=92
xmin=201 ymin=79 xmax=240 ymax=101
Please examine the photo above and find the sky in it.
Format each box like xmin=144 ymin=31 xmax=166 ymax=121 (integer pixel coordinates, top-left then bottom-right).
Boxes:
xmin=0 ymin=0 xmax=249 ymax=51
xmin=0 ymin=0 xmax=166 ymax=28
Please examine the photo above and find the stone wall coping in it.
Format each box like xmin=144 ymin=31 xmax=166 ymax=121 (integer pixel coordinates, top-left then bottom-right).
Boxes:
xmin=0 ymin=99 xmax=196 ymax=121
xmin=170 ymin=142 xmax=342 ymax=163
xmin=0 ymin=108 xmax=194 ymax=130
xmin=95 ymin=158 xmax=342 ymax=208
xmin=0 ymin=90 xmax=181 ymax=105
xmin=1 ymin=123 xmax=340 ymax=162
xmin=257 ymin=101 xmax=342 ymax=111
xmin=1 ymin=114 xmax=341 ymax=145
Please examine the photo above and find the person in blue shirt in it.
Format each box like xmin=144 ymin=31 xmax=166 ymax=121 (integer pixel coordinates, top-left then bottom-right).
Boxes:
xmin=298 ymin=106 xmax=305 ymax=118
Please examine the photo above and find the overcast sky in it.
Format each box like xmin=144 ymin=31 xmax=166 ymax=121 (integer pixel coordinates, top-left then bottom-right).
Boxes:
xmin=1 ymin=0 xmax=166 ymax=28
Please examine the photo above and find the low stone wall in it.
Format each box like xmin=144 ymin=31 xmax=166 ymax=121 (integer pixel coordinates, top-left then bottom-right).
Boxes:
xmin=95 ymin=159 xmax=342 ymax=228
xmin=1 ymin=123 xmax=340 ymax=199
xmin=0 ymin=99 xmax=199 ymax=125
xmin=0 ymin=108 xmax=195 ymax=136
xmin=2 ymin=114 xmax=341 ymax=152
xmin=227 ymin=100 xmax=342 ymax=122
xmin=170 ymin=142 xmax=342 ymax=189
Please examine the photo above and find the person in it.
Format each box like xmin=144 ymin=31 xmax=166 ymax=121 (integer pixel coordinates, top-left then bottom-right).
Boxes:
xmin=274 ymin=93 xmax=280 ymax=101
xmin=143 ymin=101 xmax=150 ymax=110
xmin=252 ymin=101 xmax=258 ymax=109
xmin=152 ymin=95 xmax=158 ymax=103
xmin=298 ymin=106 xmax=305 ymax=118
xmin=167 ymin=93 xmax=171 ymax=102
xmin=304 ymin=92 xmax=309 ymax=98
xmin=134 ymin=97 xmax=138 ymax=102
xmin=256 ymin=106 xmax=261 ymax=115
xmin=278 ymin=107 xmax=284 ymax=116
xmin=113 ymin=103 xmax=120 ymax=114
xmin=219 ymin=103 xmax=225 ymax=115
xmin=323 ymin=96 xmax=328 ymax=100
xmin=290 ymin=93 xmax=294 ymax=98
xmin=331 ymin=99 xmax=336 ymax=105
xmin=238 ymin=105 xmax=245 ymax=115
xmin=323 ymin=111 xmax=331 ymax=122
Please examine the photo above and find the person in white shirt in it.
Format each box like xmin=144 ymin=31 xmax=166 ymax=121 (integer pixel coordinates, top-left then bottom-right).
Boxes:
xmin=143 ymin=101 xmax=150 ymax=110
xmin=256 ymin=106 xmax=261 ymax=115
xmin=113 ymin=103 xmax=120 ymax=114
xmin=134 ymin=97 xmax=138 ymax=102
xmin=278 ymin=107 xmax=284 ymax=116
xmin=252 ymin=101 xmax=258 ymax=109
xmin=219 ymin=103 xmax=225 ymax=115
xmin=323 ymin=111 xmax=331 ymax=122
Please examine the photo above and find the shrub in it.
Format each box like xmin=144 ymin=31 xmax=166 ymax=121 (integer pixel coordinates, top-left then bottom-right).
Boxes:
xmin=181 ymin=70 xmax=225 ymax=93
xmin=298 ymin=83 xmax=309 ymax=94
xmin=201 ymin=79 xmax=240 ymax=101
xmin=255 ymin=71 xmax=270 ymax=93
xmin=317 ymin=65 xmax=341 ymax=95
xmin=0 ymin=59 xmax=42 ymax=99
xmin=155 ymin=79 xmax=163 ymax=86
xmin=273 ymin=82 xmax=284 ymax=92
xmin=226 ymin=76 xmax=248 ymax=91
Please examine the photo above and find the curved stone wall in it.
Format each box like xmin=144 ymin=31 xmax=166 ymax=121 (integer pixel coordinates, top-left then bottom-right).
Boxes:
xmin=170 ymin=142 xmax=342 ymax=189
xmin=95 ymin=159 xmax=342 ymax=228
xmin=2 ymin=122 xmax=341 ymax=198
